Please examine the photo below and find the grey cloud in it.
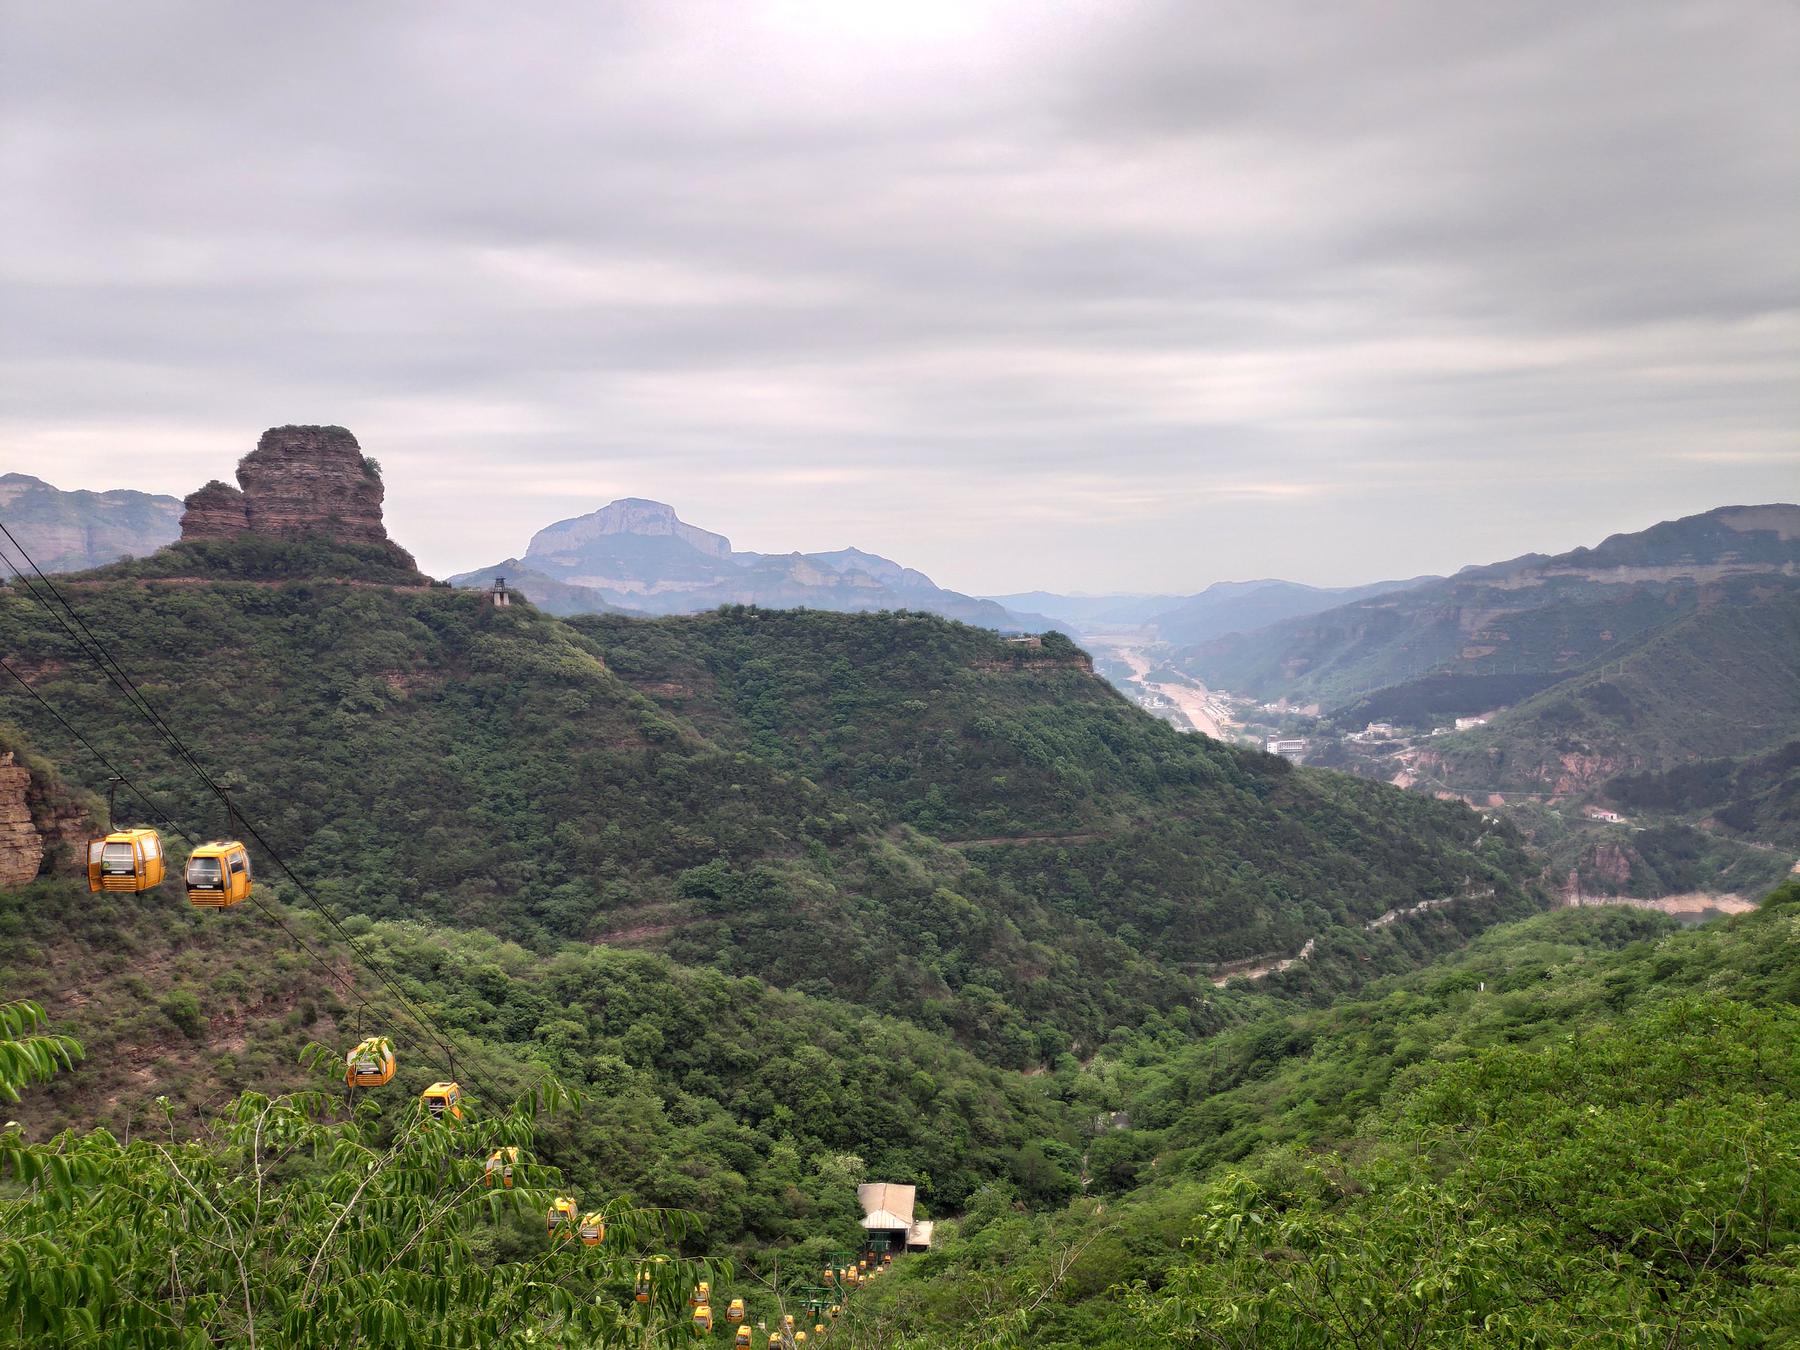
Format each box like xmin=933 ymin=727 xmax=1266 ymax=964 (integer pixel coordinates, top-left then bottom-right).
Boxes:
xmin=1 ymin=0 xmax=1795 ymax=591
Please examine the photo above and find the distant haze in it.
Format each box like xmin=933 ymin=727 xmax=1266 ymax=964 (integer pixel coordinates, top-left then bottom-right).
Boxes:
xmin=1 ymin=2 xmax=1795 ymax=592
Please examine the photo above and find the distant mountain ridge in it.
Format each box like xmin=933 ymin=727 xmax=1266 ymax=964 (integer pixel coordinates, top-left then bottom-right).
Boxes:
xmin=1424 ymin=588 xmax=1800 ymax=798
xmin=0 ymin=473 xmax=181 ymax=573
xmin=452 ymin=497 xmax=1059 ymax=631
xmin=989 ymin=576 xmax=1432 ymax=644
xmin=1176 ymin=504 xmax=1800 ymax=708
xmin=1146 ymin=576 xmax=1433 ymax=646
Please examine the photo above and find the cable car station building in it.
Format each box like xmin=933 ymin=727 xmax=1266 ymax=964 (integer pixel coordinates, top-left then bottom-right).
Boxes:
xmin=857 ymin=1182 xmax=934 ymax=1254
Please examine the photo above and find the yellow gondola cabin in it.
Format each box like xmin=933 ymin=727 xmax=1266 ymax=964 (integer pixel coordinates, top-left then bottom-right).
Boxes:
xmin=577 ymin=1211 xmax=605 ymax=1246
xmin=421 ymin=1081 xmax=462 ymax=1119
xmin=689 ymin=1282 xmax=711 ymax=1309
xmin=185 ymin=840 xmax=250 ymax=907
xmin=547 ymin=1196 xmax=577 ymax=1235
xmin=344 ymin=1037 xmax=396 ymax=1088
xmin=485 ymin=1147 xmax=520 ymax=1188
xmin=734 ymin=1329 xmax=752 ymax=1349
xmin=87 ymin=828 xmax=165 ymax=893
xmin=692 ymin=1304 xmax=713 ymax=1335
xmin=726 ymin=1298 xmax=746 ymax=1323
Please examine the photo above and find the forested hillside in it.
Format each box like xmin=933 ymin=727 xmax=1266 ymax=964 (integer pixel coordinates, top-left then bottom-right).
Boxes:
xmin=587 ymin=607 xmax=1538 ymax=974
xmin=0 ymin=541 xmax=1538 ymax=1070
xmin=1425 ymin=588 xmax=1800 ymax=798
xmin=843 ymin=883 xmax=1800 ymax=1346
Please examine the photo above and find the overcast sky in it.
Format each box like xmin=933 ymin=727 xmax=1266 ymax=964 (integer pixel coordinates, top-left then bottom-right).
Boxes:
xmin=2 ymin=1 xmax=1795 ymax=592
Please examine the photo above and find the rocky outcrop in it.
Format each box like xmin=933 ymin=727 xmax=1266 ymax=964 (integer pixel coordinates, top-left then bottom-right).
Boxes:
xmin=0 ymin=751 xmax=90 ymax=886
xmin=180 ymin=426 xmax=404 ymax=554
xmin=179 ymin=479 xmax=251 ymax=539
xmin=0 ymin=755 xmax=44 ymax=887
xmin=1557 ymin=840 xmax=1636 ymax=900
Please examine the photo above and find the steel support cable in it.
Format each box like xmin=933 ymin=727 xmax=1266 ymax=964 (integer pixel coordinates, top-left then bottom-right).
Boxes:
xmin=0 ymin=547 xmax=599 ymax=1340
xmin=0 ymin=526 xmax=480 ymax=1095
xmin=0 ymin=526 xmax=470 ymax=1076
xmin=0 ymin=654 xmax=194 ymax=843
xmin=0 ymin=653 xmax=406 ymax=1058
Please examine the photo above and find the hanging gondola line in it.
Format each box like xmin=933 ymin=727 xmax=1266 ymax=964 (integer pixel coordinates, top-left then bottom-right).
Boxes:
xmin=0 ymin=520 xmax=481 ymax=1099
xmin=0 ymin=522 xmax=472 ymax=1072
xmin=2 ymin=518 xmax=895 ymax=1344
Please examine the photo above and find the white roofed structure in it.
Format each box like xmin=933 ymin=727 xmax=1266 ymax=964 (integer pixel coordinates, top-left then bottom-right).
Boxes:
xmin=857 ymin=1182 xmax=916 ymax=1233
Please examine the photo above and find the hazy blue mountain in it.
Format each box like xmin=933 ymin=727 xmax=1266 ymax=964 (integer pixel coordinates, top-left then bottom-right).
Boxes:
xmin=1177 ymin=504 xmax=1800 ymax=708
xmin=0 ymin=472 xmax=182 ymax=573
xmin=451 ymin=498 xmax=1059 ymax=631
xmin=1147 ymin=576 xmax=1432 ymax=646
xmin=984 ymin=591 xmax=1187 ymax=631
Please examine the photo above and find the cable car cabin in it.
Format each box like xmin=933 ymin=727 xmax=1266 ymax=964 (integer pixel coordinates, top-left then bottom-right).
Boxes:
xmin=547 ymin=1196 xmax=577 ymax=1236
xmin=485 ymin=1147 xmax=520 ymax=1188
xmin=87 ymin=829 xmax=165 ymax=893
xmin=635 ymin=1266 xmax=653 ymax=1304
xmin=734 ymin=1329 xmax=753 ymax=1349
xmin=420 ymin=1081 xmax=462 ymax=1119
xmin=793 ymin=1334 xmax=807 ymax=1345
xmin=344 ymin=1037 xmax=396 ymax=1088
xmin=692 ymin=1304 xmax=713 ymax=1335
xmin=577 ymin=1211 xmax=605 ymax=1246
xmin=815 ymin=1325 xmax=826 ymax=1336
xmin=185 ymin=840 xmax=250 ymax=907
xmin=726 ymin=1298 xmax=746 ymax=1323
xmin=689 ymin=1282 xmax=710 ymax=1309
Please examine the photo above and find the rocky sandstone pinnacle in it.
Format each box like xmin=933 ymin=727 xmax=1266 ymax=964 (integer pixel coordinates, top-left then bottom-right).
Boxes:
xmin=179 ymin=425 xmax=404 ymax=554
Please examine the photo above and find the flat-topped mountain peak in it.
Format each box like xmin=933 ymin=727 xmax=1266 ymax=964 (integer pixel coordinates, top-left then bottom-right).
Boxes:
xmin=526 ymin=497 xmax=732 ymax=563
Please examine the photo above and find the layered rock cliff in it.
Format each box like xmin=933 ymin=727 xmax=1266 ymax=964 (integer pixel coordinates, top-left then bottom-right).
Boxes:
xmin=180 ymin=426 xmax=412 ymax=564
xmin=0 ymin=749 xmax=91 ymax=886
xmin=0 ymin=756 xmax=43 ymax=887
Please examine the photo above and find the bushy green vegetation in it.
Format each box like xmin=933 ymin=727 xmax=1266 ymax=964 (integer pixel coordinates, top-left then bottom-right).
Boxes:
xmin=0 ymin=1018 xmax=740 ymax=1348
xmin=0 ymin=570 xmax=1534 ymax=1067
xmin=585 ymin=606 xmax=1538 ymax=973
xmin=845 ymin=884 xmax=1800 ymax=1346
xmin=2 ymin=536 xmax=1798 ymax=1346
xmin=1432 ymin=590 xmax=1800 ymax=800
xmin=1607 ymin=739 xmax=1800 ymax=850
xmin=81 ymin=533 xmax=428 ymax=585
xmin=0 ymin=877 xmax=1072 ymax=1260
xmin=1326 ymin=671 xmax=1568 ymax=729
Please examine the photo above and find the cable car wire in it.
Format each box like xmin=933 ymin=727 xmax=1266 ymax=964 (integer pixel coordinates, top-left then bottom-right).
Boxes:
xmin=0 ymin=525 xmax=467 ymax=1067
xmin=0 ymin=524 xmax=486 ymax=1098
xmin=0 ymin=652 xmax=418 ymax=1069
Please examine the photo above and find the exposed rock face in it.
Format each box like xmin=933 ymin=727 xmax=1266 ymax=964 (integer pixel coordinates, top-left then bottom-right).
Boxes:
xmin=0 ymin=755 xmax=44 ymax=887
xmin=180 ymin=426 xmax=398 ymax=550
xmin=0 ymin=751 xmax=88 ymax=885
xmin=179 ymin=479 xmax=251 ymax=539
